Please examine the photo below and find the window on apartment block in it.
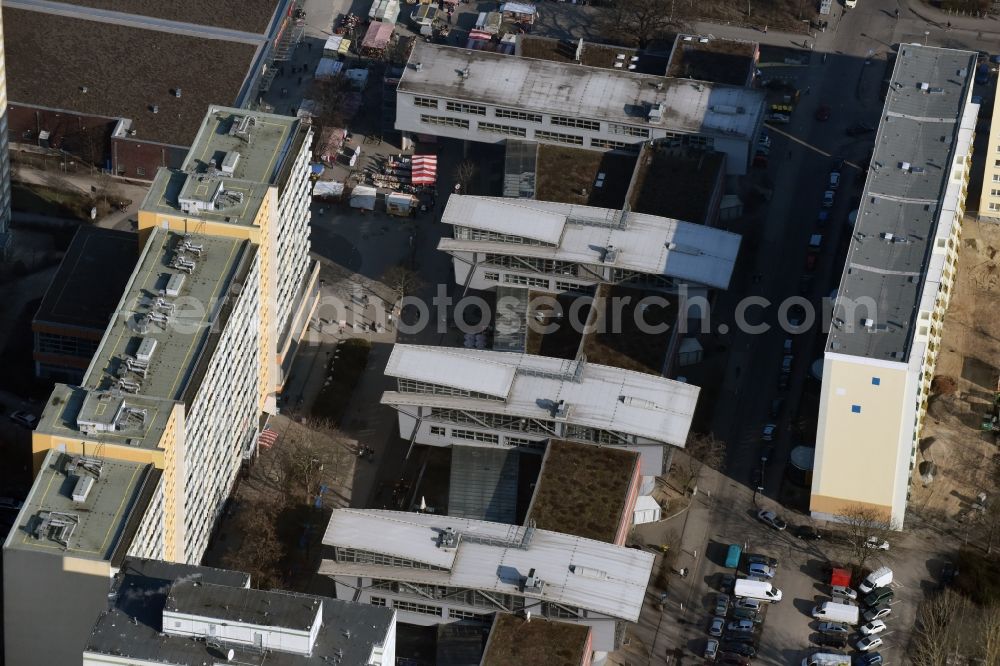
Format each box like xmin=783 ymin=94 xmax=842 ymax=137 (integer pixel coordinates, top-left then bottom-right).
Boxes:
xmin=851 ymin=404 xmax=862 ymax=414
xmin=533 ymin=130 xmax=584 ymax=146
xmin=420 ymin=114 xmax=470 ymax=129
xmin=445 ymin=101 xmax=487 ymax=116
xmin=495 ymin=108 xmax=543 ymax=123
xmin=370 ymin=597 xmax=387 ymax=607
xmin=991 ymin=202 xmax=1000 ymax=212
xmin=136 ymin=166 xmax=146 ymax=177
xmin=550 ymin=116 xmax=601 ymax=131
xmin=483 ymin=271 xmax=500 ymax=282
xmin=477 ymin=121 xmax=528 ymax=138
xmin=450 ymin=428 xmax=499 ymax=444
xmin=429 ymin=425 xmax=446 ymax=436
xmin=413 ymin=97 xmax=438 ymax=109
xmin=871 ymin=377 xmax=880 ymax=386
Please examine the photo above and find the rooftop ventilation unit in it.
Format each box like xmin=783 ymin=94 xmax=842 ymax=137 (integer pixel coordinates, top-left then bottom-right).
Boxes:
xmin=437 ymin=527 xmax=459 ymax=550
xmin=165 ymin=273 xmax=186 ymax=296
xmin=699 ymin=37 xmax=709 ymax=43
xmin=174 ymin=88 xmax=182 ymax=98
xmin=881 ymin=232 xmax=895 ymax=242
xmin=136 ymin=337 xmax=158 ymax=364
xmin=619 ymin=395 xmax=662 ymax=410
xmin=919 ymin=82 xmax=930 ymax=91
xmin=154 ymin=297 xmax=174 ymax=313
xmin=570 ymin=565 xmax=607 ymax=580
xmin=523 ymin=568 xmax=545 ymax=594
xmin=71 ymin=475 xmax=95 ymax=503
xmin=647 ymin=103 xmax=666 ymax=123
xmin=221 ymin=151 xmax=240 ymax=175
xmin=553 ymin=399 xmax=570 ymax=419
xmin=414 ymin=62 xmax=422 ymax=71
xmin=229 ymin=115 xmax=257 ymax=141
xmin=602 ymin=245 xmax=619 ymax=263
xmin=862 ymin=318 xmax=875 ymax=329
xmin=34 ymin=511 xmax=79 ymax=548
xmin=180 ymin=239 xmax=204 ymax=256
xmin=119 ymin=379 xmax=141 ymax=393
xmin=66 ymin=456 xmax=105 ymax=480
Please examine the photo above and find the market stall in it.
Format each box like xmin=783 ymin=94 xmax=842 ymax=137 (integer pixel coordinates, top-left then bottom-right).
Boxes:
xmin=361 ymin=21 xmax=395 ymax=59
xmin=411 ymin=154 xmax=437 ymax=186
xmin=410 ymin=4 xmax=440 ymax=27
xmin=323 ymin=35 xmax=352 ymax=57
xmin=369 ymin=0 xmax=401 ymax=24
xmin=350 ymin=185 xmax=378 ymax=210
xmin=315 ymin=127 xmax=348 ymax=165
xmin=313 ymin=180 xmax=345 ymax=201
xmin=315 ymin=58 xmax=345 ymax=81
xmin=500 ymin=2 xmax=537 ymax=25
xmin=386 ymin=192 xmax=419 ymax=217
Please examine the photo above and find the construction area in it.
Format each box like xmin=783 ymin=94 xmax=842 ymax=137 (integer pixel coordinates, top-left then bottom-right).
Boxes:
xmin=911 ymin=218 xmax=1000 ymax=536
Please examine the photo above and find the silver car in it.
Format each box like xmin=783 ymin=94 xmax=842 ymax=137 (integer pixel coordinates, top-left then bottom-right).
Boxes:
xmin=747 ymin=563 xmax=775 ymax=579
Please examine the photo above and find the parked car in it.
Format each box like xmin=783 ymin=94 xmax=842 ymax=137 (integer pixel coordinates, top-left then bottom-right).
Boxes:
xmin=815 ymin=105 xmax=831 ymax=121
xmin=817 ymin=209 xmax=830 ymax=226
xmin=864 ymin=587 xmax=894 ymax=607
xmin=794 ymin=524 xmax=822 ymax=540
xmin=718 ymin=654 xmax=752 ymax=666
xmin=0 ymin=497 xmax=23 ymax=511
xmin=730 ymin=607 xmax=762 ymax=623
xmin=709 ymin=617 xmax=725 ymax=637
xmin=865 ymin=536 xmax=890 ymax=550
xmin=863 ymin=605 xmax=892 ymax=622
xmin=781 ymin=354 xmax=794 ymax=374
xmin=831 ymin=585 xmax=858 ymax=600
xmin=846 ymin=122 xmax=875 ymax=136
xmin=769 ymin=398 xmax=785 ymax=418
xmin=747 ymin=563 xmax=776 ymax=579
xmin=829 ymin=171 xmax=841 ymax=190
xmin=757 ymin=510 xmax=787 ymax=530
xmin=720 ymin=573 xmax=736 ymax=593
xmin=777 ymin=373 xmax=789 ymax=390
xmin=815 ymin=634 xmax=848 ymax=648
xmin=822 ymin=190 xmax=835 ymax=208
xmin=714 ymin=594 xmax=730 ymax=617
xmin=761 ymin=424 xmax=777 ymax=441
xmin=860 ymin=619 xmax=887 ymax=636
xmin=733 ymin=597 xmax=761 ymax=611
xmin=727 ymin=619 xmax=755 ymax=633
xmin=704 ymin=638 xmax=720 ymax=660
xmin=720 ymin=643 xmax=757 ymax=658
xmin=747 ymin=554 xmax=778 ymax=568
xmin=9 ymin=411 xmax=38 ymax=429
xmin=856 ymin=635 xmax=884 ymax=651
xmin=817 ymin=622 xmax=850 ymax=635
xmin=856 ymin=653 xmax=883 ymax=665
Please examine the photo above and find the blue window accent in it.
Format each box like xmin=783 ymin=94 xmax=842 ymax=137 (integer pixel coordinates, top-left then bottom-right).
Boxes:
xmin=872 ymin=377 xmax=881 ymax=386
xmin=851 ymin=404 xmax=862 ymax=414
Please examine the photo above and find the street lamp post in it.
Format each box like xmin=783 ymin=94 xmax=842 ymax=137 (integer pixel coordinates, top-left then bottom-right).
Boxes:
xmin=924 ymin=30 xmax=930 ymax=46
xmin=753 ymin=455 xmax=768 ymax=504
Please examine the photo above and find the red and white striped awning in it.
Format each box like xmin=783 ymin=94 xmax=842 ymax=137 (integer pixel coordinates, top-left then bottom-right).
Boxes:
xmin=258 ymin=428 xmax=279 ymax=449
xmin=469 ymin=30 xmax=493 ymax=41
xmin=411 ymin=155 xmax=438 ymax=186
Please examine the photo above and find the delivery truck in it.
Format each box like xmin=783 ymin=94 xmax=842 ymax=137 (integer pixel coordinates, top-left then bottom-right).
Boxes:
xmin=734 ymin=579 xmax=783 ymax=602
xmin=859 ymin=566 xmax=893 ymax=594
xmin=811 ymin=601 xmax=859 ymax=624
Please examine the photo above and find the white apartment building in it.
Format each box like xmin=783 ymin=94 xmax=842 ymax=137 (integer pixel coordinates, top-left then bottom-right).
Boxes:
xmin=140 ymin=105 xmax=319 ymax=392
xmin=438 ymin=195 xmax=741 ymax=293
xmin=381 ymin=344 xmax=698 ymax=475
xmin=979 ymin=81 xmax=1000 ymax=219
xmin=321 ymin=509 xmax=654 ymax=655
xmin=83 ymin=558 xmax=397 ymax=666
xmin=812 ymin=45 xmax=977 ymax=527
xmin=6 ymin=105 xmax=320 ymax=666
xmin=395 ymin=42 xmax=766 ymax=175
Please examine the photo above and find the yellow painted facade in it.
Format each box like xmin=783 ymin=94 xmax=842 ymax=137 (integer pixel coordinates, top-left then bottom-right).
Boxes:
xmin=979 ymin=92 xmax=1000 ymax=219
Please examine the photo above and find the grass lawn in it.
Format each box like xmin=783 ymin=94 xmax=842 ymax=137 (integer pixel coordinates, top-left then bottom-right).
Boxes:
xmin=310 ymin=338 xmax=372 ymax=424
xmin=11 ymin=182 xmax=93 ymax=221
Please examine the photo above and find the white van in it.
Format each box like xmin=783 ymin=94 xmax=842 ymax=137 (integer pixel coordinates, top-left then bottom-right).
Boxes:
xmin=802 ymin=653 xmax=851 ymax=666
xmin=734 ymin=578 xmax=783 ymax=602
xmin=858 ymin=566 xmax=893 ymax=594
xmin=811 ymin=601 xmax=859 ymax=624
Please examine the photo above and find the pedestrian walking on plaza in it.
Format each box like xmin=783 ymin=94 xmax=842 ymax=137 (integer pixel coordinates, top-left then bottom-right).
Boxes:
xmin=763 ymin=25 xmax=767 ymax=34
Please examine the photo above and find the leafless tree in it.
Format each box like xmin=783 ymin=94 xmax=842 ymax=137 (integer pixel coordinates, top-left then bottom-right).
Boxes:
xmin=309 ymin=75 xmax=351 ymax=131
xmin=911 ymin=589 xmax=972 ymax=666
xmin=838 ymin=503 xmax=894 ymax=572
xmin=223 ymin=502 xmax=284 ymax=589
xmin=675 ymin=432 xmax=725 ymax=492
xmin=281 ymin=425 xmax=342 ymax=505
xmin=598 ymin=0 xmax=683 ymax=48
xmin=979 ymin=604 xmax=1000 ymax=665
xmin=454 ymin=160 xmax=477 ymax=194
xmin=382 ymin=264 xmax=424 ymax=303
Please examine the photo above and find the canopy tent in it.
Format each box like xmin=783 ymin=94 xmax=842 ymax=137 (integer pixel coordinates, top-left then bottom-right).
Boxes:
xmin=323 ymin=35 xmax=351 ymax=56
xmin=310 ymin=163 xmax=325 ymax=176
xmin=313 ymin=180 xmax=345 ymax=200
xmin=411 ymin=154 xmax=437 ymax=185
xmin=361 ymin=20 xmax=395 ymax=56
xmin=315 ymin=127 xmax=348 ymax=164
xmin=315 ymin=58 xmax=345 ymax=80
xmin=830 ymin=567 xmax=851 ymax=588
xmin=350 ymin=185 xmax=378 ymax=210
xmin=369 ymin=0 xmax=400 ymax=23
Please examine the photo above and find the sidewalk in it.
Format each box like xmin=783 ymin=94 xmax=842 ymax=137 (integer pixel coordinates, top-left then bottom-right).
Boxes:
xmin=12 ymin=164 xmax=148 ymax=231
xmin=901 ymin=0 xmax=1000 ymax=33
